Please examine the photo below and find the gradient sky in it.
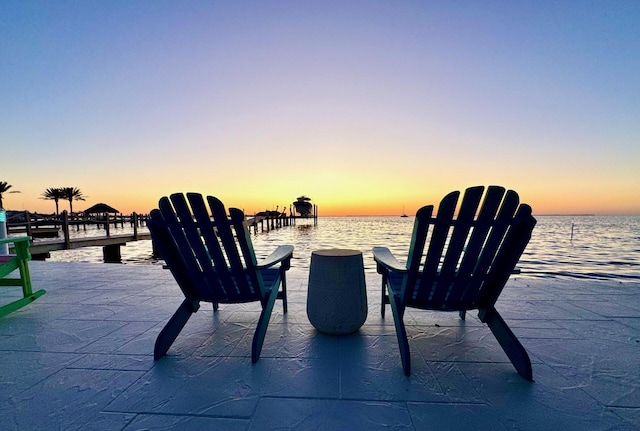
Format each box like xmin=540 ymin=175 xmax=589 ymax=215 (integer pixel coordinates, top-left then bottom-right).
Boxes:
xmin=2 ymin=1 xmax=639 ymax=216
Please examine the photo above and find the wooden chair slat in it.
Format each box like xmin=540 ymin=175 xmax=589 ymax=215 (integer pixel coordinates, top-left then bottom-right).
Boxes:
xmin=477 ymin=203 xmax=535 ymax=307
xmin=149 ymin=209 xmax=198 ymax=300
xmin=183 ymin=193 xmax=242 ymax=300
xmin=413 ymin=190 xmax=458 ymax=305
xmin=401 ymin=205 xmax=433 ymax=307
xmin=471 ymin=189 xmax=521 ymax=303
xmin=158 ymin=198 xmax=212 ymax=298
xmin=168 ymin=193 xmax=230 ymax=301
xmin=229 ymin=207 xmax=264 ymax=300
xmin=449 ymin=186 xmax=507 ymax=307
xmin=431 ymin=186 xmax=484 ymax=307
xmin=205 ymin=195 xmax=251 ymax=294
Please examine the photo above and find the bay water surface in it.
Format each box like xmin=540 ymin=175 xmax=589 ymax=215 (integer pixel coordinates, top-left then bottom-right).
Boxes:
xmin=41 ymin=215 xmax=640 ymax=282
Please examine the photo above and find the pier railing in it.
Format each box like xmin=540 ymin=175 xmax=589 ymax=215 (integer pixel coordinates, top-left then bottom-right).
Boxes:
xmin=246 ymin=204 xmax=318 ymax=233
xmin=6 ymin=205 xmax=318 ymax=263
xmin=7 ymin=210 xmax=151 ymax=262
xmin=7 ymin=210 xmax=148 ymax=237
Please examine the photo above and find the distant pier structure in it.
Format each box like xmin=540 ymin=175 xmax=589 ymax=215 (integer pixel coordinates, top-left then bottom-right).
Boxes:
xmin=245 ymin=210 xmax=289 ymax=234
xmin=245 ymin=198 xmax=318 ymax=234
xmin=289 ymin=202 xmax=318 ymax=225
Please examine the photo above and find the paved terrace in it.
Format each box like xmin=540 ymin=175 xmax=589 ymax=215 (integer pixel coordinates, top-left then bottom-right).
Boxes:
xmin=1 ymin=261 xmax=639 ymax=430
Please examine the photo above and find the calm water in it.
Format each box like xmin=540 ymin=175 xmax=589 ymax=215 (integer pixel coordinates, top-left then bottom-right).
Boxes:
xmin=41 ymin=215 xmax=640 ymax=282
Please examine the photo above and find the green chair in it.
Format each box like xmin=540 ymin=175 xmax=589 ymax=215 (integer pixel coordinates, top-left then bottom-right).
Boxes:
xmin=373 ymin=186 xmax=536 ymax=380
xmin=147 ymin=193 xmax=293 ymax=362
xmin=0 ymin=236 xmax=46 ymax=317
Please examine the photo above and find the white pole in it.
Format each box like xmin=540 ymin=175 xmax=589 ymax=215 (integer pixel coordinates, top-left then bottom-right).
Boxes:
xmin=570 ymin=223 xmax=574 ymax=241
xmin=0 ymin=209 xmax=8 ymax=255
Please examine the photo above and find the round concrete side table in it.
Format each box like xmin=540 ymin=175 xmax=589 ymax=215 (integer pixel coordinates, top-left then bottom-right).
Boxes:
xmin=306 ymin=249 xmax=368 ymax=335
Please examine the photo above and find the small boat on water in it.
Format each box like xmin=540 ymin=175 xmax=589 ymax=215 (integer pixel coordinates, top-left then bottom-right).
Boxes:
xmin=293 ymin=196 xmax=313 ymax=217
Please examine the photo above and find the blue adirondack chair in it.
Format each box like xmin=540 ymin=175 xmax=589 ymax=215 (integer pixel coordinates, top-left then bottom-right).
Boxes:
xmin=147 ymin=193 xmax=293 ymax=363
xmin=373 ymin=186 xmax=536 ymax=380
xmin=0 ymin=236 xmax=46 ymax=317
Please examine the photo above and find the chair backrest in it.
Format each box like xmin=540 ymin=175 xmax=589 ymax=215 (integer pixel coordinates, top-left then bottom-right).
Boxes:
xmin=403 ymin=186 xmax=536 ymax=311
xmin=148 ymin=193 xmax=264 ymax=304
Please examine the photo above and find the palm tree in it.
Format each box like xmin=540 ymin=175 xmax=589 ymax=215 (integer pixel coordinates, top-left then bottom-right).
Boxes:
xmin=61 ymin=187 xmax=86 ymax=214
xmin=41 ymin=188 xmax=65 ymax=215
xmin=0 ymin=181 xmax=20 ymax=209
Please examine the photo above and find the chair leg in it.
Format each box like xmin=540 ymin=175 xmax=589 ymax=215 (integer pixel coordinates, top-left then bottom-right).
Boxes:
xmin=154 ymin=298 xmax=199 ymax=360
xmin=0 ymin=258 xmax=45 ymax=318
xmin=252 ymin=284 xmax=280 ymax=363
xmin=388 ymin=287 xmax=411 ymax=376
xmin=278 ymin=273 xmax=288 ymax=314
xmin=480 ymin=307 xmax=533 ymax=381
xmin=381 ymin=274 xmax=388 ymax=318
xmin=0 ymin=290 xmax=46 ymax=318
xmin=459 ymin=310 xmax=466 ymax=320
xmin=18 ymin=258 xmax=34 ymax=298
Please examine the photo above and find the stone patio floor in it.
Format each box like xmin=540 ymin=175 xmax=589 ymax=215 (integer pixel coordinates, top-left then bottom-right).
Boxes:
xmin=1 ymin=261 xmax=639 ymax=430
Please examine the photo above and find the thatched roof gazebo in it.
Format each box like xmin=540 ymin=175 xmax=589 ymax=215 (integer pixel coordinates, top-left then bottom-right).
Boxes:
xmin=84 ymin=203 xmax=119 ymax=215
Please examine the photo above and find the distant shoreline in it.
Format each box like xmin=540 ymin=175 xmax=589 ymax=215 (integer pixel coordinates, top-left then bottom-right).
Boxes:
xmin=536 ymin=214 xmax=596 ymax=217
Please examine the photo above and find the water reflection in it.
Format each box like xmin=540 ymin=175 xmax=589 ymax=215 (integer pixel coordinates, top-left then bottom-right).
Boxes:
xmin=43 ymin=215 xmax=640 ymax=282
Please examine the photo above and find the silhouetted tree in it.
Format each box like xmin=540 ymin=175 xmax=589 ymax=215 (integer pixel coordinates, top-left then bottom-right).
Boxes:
xmin=41 ymin=188 xmax=65 ymax=215
xmin=0 ymin=181 xmax=20 ymax=209
xmin=61 ymin=187 xmax=86 ymax=214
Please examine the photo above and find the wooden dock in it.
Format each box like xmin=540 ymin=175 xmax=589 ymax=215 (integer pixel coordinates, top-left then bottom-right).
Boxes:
xmin=246 ymin=203 xmax=318 ymax=233
xmin=245 ymin=213 xmax=291 ymax=233
xmin=7 ymin=211 xmax=151 ymax=263
xmin=7 ymin=226 xmax=60 ymax=238
xmin=29 ymin=232 xmax=151 ymax=263
xmin=7 ymin=211 xmax=148 ymax=237
xmin=6 ymin=203 xmax=318 ymax=263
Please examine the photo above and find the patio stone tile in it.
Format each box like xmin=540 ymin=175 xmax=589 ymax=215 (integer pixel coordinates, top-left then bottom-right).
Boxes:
xmin=106 ymin=356 xmax=271 ymax=418
xmin=249 ymin=397 xmax=414 ymax=431
xmin=407 ymin=402 xmax=506 ymax=431
xmin=455 ymin=362 xmax=633 ymax=430
xmin=0 ymin=368 xmax=144 ymax=431
xmin=69 ymin=353 xmax=154 ymax=372
xmin=76 ymin=412 xmax=137 ymax=431
xmin=0 ymin=351 xmax=82 ymax=401
xmin=0 ymin=317 xmax=127 ymax=352
xmin=262 ymin=357 xmax=340 ymax=399
xmin=122 ymin=414 xmax=249 ymax=431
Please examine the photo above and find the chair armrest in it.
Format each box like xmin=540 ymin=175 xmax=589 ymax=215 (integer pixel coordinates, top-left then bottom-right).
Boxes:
xmin=256 ymin=245 xmax=294 ymax=270
xmin=0 ymin=236 xmax=31 ymax=245
xmin=0 ymin=236 xmax=31 ymax=260
xmin=372 ymin=247 xmax=407 ymax=274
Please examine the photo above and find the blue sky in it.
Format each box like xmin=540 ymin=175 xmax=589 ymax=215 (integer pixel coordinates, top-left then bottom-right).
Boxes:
xmin=1 ymin=1 xmax=639 ymax=215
